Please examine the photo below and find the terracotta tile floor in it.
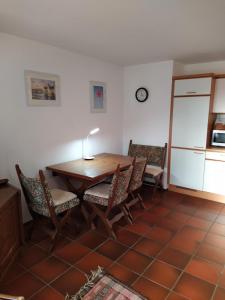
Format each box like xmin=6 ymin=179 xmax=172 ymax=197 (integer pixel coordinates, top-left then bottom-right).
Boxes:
xmin=2 ymin=186 xmax=225 ymax=299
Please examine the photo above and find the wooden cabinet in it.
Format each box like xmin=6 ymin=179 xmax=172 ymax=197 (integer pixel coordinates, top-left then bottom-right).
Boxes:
xmin=172 ymin=97 xmax=210 ymax=149
xmin=213 ymin=78 xmax=225 ymax=113
xmin=0 ymin=185 xmax=23 ymax=282
xmin=170 ymin=148 xmax=205 ymax=190
xmin=174 ymin=77 xmax=212 ymax=96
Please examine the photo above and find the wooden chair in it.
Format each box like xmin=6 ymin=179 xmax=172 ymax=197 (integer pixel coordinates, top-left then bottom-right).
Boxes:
xmin=83 ymin=164 xmax=133 ymax=239
xmin=15 ymin=164 xmax=80 ymax=252
xmin=128 ymin=140 xmax=167 ymax=195
xmin=127 ymin=157 xmax=147 ymax=211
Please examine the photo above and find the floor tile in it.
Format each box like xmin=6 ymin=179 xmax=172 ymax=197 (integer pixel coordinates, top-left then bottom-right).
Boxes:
xmin=185 ymin=256 xmax=222 ymax=284
xmin=116 ymin=229 xmax=140 ymax=246
xmin=186 ymin=216 xmax=211 ymax=230
xmin=180 ymin=225 xmax=206 ymax=241
xmin=78 ymin=230 xmax=106 ymax=249
xmin=169 ymin=234 xmax=200 ymax=255
xmin=75 ymin=251 xmax=112 ymax=273
xmin=132 ymin=276 xmax=169 ymax=300
xmin=174 ymin=273 xmax=215 ymax=300
xmin=205 ymin=232 xmax=225 ymax=250
xmin=145 ymin=226 xmax=173 ymax=244
xmin=1 ymin=272 xmax=44 ymax=299
xmin=167 ymin=291 xmax=190 ymax=300
xmin=218 ymin=269 xmax=225 ymax=288
xmin=157 ymin=218 xmax=184 ymax=232
xmin=54 ymin=241 xmax=90 ymax=264
xmin=214 ymin=287 xmax=225 ymax=300
xmin=118 ymin=250 xmax=151 ymax=274
xmin=107 ymin=263 xmax=138 ymax=285
xmin=168 ymin=211 xmax=190 ymax=223
xmin=134 ymin=237 xmax=162 ymax=257
xmin=18 ymin=245 xmax=48 ymax=268
xmin=124 ymin=222 xmax=152 ymax=236
xmin=150 ymin=205 xmax=171 ymax=217
xmin=197 ymin=242 xmax=225 ymax=265
xmin=37 ymin=236 xmax=71 ymax=252
xmin=51 ymin=267 xmax=86 ymax=295
xmin=143 ymin=260 xmax=181 ymax=288
xmin=216 ymin=215 xmax=225 ymax=225
xmin=195 ymin=209 xmax=218 ymax=222
xmin=157 ymin=247 xmax=191 ymax=269
xmin=30 ymin=256 xmax=70 ymax=283
xmin=30 ymin=286 xmax=64 ymax=300
xmin=96 ymin=239 xmax=127 ymax=260
xmin=210 ymin=223 xmax=225 ymax=236
xmin=0 ymin=263 xmax=26 ymax=285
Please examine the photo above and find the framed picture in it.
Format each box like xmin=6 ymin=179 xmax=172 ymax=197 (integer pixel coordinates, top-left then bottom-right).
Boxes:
xmin=90 ymin=81 xmax=106 ymax=113
xmin=24 ymin=70 xmax=60 ymax=106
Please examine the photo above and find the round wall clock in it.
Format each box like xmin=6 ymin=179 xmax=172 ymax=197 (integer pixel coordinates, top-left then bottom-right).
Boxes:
xmin=135 ymin=87 xmax=149 ymax=102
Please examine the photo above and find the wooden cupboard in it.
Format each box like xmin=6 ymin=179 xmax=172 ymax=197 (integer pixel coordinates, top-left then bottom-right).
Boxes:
xmin=0 ymin=184 xmax=23 ymax=282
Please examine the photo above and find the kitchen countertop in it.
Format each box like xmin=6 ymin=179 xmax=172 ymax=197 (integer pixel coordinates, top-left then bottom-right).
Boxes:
xmin=206 ymin=146 xmax=225 ymax=153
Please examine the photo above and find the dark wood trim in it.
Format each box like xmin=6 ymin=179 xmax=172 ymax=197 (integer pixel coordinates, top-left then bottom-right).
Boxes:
xmin=205 ymin=158 xmax=225 ymax=163
xmin=169 ymin=184 xmax=225 ymax=204
xmin=171 ymin=146 xmax=206 ymax=151
xmin=174 ymin=94 xmax=211 ymax=98
xmin=215 ymin=74 xmax=225 ymax=79
xmin=173 ymin=73 xmax=214 ymax=80
xmin=167 ymin=79 xmax=175 ymax=185
xmin=206 ymin=77 xmax=216 ymax=148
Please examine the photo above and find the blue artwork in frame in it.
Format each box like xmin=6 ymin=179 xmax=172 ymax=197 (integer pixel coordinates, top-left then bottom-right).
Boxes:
xmin=90 ymin=81 xmax=106 ymax=113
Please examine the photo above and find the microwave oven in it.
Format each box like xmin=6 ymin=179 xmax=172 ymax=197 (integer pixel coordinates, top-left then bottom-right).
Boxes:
xmin=212 ymin=130 xmax=225 ymax=147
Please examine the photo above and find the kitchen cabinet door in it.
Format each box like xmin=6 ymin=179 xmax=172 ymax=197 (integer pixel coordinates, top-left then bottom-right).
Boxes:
xmin=203 ymin=159 xmax=225 ymax=195
xmin=172 ymin=97 xmax=210 ymax=149
xmin=174 ymin=78 xmax=212 ymax=96
xmin=170 ymin=148 xmax=205 ymax=190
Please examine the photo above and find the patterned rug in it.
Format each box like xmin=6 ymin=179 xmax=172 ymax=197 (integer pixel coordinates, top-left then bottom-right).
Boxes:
xmin=65 ymin=266 xmax=147 ymax=300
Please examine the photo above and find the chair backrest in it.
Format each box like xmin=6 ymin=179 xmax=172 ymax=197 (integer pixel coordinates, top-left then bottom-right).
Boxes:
xmin=15 ymin=164 xmax=53 ymax=217
xmin=129 ymin=157 xmax=147 ymax=192
xmin=109 ymin=164 xmax=133 ymax=207
xmin=128 ymin=140 xmax=167 ymax=169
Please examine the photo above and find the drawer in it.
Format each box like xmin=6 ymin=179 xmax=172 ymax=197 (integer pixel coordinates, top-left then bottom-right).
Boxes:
xmin=174 ymin=78 xmax=212 ymax=96
xmin=205 ymin=151 xmax=225 ymax=161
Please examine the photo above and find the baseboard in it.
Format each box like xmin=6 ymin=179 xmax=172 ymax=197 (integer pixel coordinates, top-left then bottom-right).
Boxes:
xmin=169 ymin=184 xmax=225 ymax=203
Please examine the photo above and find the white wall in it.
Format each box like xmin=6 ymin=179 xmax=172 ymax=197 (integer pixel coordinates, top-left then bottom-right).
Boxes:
xmin=184 ymin=60 xmax=225 ymax=75
xmin=123 ymin=61 xmax=173 ymax=186
xmin=0 ymin=33 xmax=124 ymax=221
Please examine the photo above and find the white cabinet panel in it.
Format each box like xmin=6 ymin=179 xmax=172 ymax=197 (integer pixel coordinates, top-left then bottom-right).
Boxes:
xmin=203 ymin=159 xmax=225 ymax=195
xmin=174 ymin=78 xmax=212 ymax=96
xmin=170 ymin=148 xmax=205 ymax=190
xmin=172 ymin=97 xmax=210 ymax=149
xmin=213 ymin=78 xmax=225 ymax=113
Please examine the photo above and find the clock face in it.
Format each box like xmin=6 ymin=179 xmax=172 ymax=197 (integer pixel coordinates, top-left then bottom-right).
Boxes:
xmin=135 ymin=87 xmax=149 ymax=102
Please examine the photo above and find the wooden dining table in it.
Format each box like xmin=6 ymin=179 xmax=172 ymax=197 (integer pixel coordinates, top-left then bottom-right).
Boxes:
xmin=46 ymin=153 xmax=133 ymax=196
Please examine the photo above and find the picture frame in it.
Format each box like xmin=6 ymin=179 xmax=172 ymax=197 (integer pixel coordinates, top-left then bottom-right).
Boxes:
xmin=24 ymin=70 xmax=60 ymax=106
xmin=89 ymin=81 xmax=107 ymax=113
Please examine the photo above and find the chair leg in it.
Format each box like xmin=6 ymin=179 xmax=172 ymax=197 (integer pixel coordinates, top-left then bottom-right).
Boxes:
xmin=137 ymin=192 xmax=146 ymax=209
xmin=124 ymin=203 xmax=134 ymax=222
xmin=88 ymin=202 xmax=117 ymax=239
xmin=119 ymin=204 xmax=132 ymax=224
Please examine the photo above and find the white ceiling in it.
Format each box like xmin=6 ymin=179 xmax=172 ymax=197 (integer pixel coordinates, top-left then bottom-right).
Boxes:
xmin=1 ymin=0 xmax=225 ymax=66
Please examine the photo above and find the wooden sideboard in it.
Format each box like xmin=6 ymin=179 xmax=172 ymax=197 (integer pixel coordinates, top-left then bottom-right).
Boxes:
xmin=0 ymin=184 xmax=24 ymax=282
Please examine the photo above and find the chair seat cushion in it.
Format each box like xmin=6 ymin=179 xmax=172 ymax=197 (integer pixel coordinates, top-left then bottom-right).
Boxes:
xmin=51 ymin=189 xmax=79 ymax=215
xmin=83 ymin=183 xmax=111 ymax=206
xmin=145 ymin=165 xmax=163 ymax=178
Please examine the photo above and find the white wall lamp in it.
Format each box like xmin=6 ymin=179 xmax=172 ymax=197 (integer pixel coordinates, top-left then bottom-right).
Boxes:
xmin=83 ymin=128 xmax=100 ymax=160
